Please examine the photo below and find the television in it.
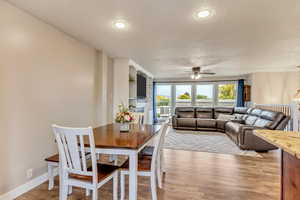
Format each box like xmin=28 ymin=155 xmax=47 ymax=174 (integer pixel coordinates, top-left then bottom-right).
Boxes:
xmin=137 ymin=73 xmax=147 ymax=99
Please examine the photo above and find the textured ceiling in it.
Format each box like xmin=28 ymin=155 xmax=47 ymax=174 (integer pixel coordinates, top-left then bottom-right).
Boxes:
xmin=7 ymin=0 xmax=300 ymax=79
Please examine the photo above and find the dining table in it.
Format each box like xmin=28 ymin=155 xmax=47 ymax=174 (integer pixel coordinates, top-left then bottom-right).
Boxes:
xmin=59 ymin=123 xmax=161 ymax=200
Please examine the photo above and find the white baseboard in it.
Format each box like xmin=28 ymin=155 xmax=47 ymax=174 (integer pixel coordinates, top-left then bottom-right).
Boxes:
xmin=0 ymin=169 xmax=58 ymax=200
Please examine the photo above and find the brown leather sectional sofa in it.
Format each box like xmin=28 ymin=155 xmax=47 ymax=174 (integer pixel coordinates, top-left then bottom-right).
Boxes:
xmin=172 ymin=107 xmax=290 ymax=152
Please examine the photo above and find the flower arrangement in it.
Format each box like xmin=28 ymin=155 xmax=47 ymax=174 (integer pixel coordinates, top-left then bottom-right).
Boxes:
xmin=115 ymin=104 xmax=134 ymax=124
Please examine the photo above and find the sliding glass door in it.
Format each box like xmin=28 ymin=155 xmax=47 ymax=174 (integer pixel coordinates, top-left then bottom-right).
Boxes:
xmin=155 ymin=85 xmax=172 ymax=121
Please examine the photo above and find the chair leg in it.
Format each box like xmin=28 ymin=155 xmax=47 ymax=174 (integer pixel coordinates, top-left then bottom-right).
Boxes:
xmin=150 ymin=173 xmax=158 ymax=200
xmin=92 ymin=189 xmax=98 ymax=200
xmin=157 ymin=154 xmax=163 ymax=188
xmin=47 ymin=164 xmax=54 ymax=190
xmin=113 ymin=172 xmax=118 ymax=200
xmin=96 ymin=153 xmax=100 ymax=161
xmin=120 ymin=172 xmax=125 ymax=200
xmin=61 ymin=183 xmax=68 ymax=200
xmin=68 ymin=186 xmax=72 ymax=195
xmin=86 ymin=189 xmax=90 ymax=196
xmin=60 ymin=170 xmax=68 ymax=200
xmin=157 ymin=166 xmax=162 ymax=188
xmin=161 ymin=151 xmax=166 ymax=173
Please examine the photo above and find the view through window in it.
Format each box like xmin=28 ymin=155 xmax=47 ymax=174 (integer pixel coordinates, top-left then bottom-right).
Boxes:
xmin=156 ymin=85 xmax=171 ymax=121
xmin=217 ymin=84 xmax=236 ymax=106
xmin=154 ymin=82 xmax=237 ymax=120
xmin=176 ymin=85 xmax=192 ymax=107
xmin=196 ymin=84 xmax=214 ymax=106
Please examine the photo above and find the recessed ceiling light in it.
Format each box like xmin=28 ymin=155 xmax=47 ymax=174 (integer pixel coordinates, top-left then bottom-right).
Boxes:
xmin=197 ymin=10 xmax=211 ymax=18
xmin=194 ymin=8 xmax=215 ymax=20
xmin=113 ymin=19 xmax=127 ymax=29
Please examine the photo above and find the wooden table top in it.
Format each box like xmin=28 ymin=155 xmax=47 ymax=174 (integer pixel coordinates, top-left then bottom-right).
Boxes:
xmin=85 ymin=124 xmax=161 ymax=150
xmin=254 ymin=129 xmax=300 ymax=159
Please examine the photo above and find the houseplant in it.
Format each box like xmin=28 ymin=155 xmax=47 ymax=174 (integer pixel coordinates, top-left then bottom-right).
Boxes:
xmin=115 ymin=104 xmax=134 ymax=132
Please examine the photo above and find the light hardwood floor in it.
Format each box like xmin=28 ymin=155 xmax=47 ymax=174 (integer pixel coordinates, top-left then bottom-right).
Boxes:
xmin=17 ymin=149 xmax=281 ymax=200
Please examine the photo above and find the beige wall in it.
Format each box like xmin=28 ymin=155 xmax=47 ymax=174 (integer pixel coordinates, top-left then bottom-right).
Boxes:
xmin=251 ymin=72 xmax=300 ymax=104
xmin=113 ymin=58 xmax=130 ymax=117
xmin=94 ymin=51 xmax=114 ymax=126
xmin=0 ymin=1 xmax=112 ymax=195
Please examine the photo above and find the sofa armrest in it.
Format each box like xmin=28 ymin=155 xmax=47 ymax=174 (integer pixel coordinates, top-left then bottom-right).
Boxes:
xmin=238 ymin=126 xmax=277 ymax=151
xmin=275 ymin=116 xmax=290 ymax=130
xmin=172 ymin=115 xmax=178 ymax=128
xmin=237 ymin=125 xmax=260 ymax=144
xmin=240 ymin=126 xmax=264 ymax=132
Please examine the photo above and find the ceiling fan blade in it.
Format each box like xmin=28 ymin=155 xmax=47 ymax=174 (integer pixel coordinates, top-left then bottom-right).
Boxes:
xmin=199 ymin=72 xmax=216 ymax=75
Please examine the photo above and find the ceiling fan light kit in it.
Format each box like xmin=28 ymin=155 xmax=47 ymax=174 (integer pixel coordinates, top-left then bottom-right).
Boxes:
xmin=190 ymin=67 xmax=215 ymax=79
xmin=190 ymin=73 xmax=201 ymax=80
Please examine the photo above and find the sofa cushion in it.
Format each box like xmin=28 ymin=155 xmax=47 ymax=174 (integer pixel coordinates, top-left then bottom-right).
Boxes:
xmin=217 ymin=114 xmax=235 ymax=121
xmin=234 ymin=107 xmax=249 ymax=114
xmin=260 ymin=111 xmax=285 ymax=129
xmin=246 ymin=108 xmax=253 ymax=114
xmin=216 ymin=120 xmax=227 ymax=130
xmin=250 ymin=108 xmax=263 ymax=116
xmin=245 ymin=115 xmax=258 ymax=125
xmin=214 ymin=107 xmax=234 ymax=119
xmin=177 ymin=118 xmax=196 ymax=127
xmin=225 ymin=122 xmax=242 ymax=134
xmin=225 ymin=122 xmax=243 ymax=143
xmin=196 ymin=119 xmax=216 ymax=128
xmin=253 ymin=118 xmax=272 ymax=128
xmin=176 ymin=107 xmax=195 ymax=118
xmin=195 ymin=107 xmax=214 ymax=119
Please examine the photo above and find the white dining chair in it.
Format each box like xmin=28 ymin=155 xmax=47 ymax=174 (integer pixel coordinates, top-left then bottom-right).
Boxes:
xmin=52 ymin=124 xmax=118 ymax=200
xmin=120 ymin=123 xmax=169 ymax=200
xmin=140 ymin=120 xmax=170 ymax=188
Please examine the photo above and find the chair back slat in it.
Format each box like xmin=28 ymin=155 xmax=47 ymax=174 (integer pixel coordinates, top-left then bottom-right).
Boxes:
xmin=151 ymin=123 xmax=169 ymax=171
xmin=60 ymin=133 xmax=74 ymax=169
xmin=79 ymin=135 xmax=87 ymax=171
xmin=52 ymin=125 xmax=98 ymax=182
xmin=65 ymin=133 xmax=81 ymax=170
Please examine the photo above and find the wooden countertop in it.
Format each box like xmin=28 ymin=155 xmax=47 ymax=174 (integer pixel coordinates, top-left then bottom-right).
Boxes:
xmin=254 ymin=130 xmax=300 ymax=159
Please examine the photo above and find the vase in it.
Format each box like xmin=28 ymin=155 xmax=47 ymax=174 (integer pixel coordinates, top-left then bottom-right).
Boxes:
xmin=119 ymin=123 xmax=130 ymax=132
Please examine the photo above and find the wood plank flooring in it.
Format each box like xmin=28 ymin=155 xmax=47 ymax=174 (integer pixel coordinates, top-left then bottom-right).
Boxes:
xmin=17 ymin=149 xmax=281 ymax=200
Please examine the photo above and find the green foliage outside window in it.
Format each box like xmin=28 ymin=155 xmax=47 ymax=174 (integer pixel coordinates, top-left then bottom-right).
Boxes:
xmin=218 ymin=84 xmax=236 ymax=100
xmin=177 ymin=92 xmax=191 ymax=100
xmin=196 ymin=94 xmax=208 ymax=99
xmin=156 ymin=95 xmax=170 ymax=106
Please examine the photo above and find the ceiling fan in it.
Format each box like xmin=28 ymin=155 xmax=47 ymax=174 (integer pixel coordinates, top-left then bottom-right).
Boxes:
xmin=189 ymin=67 xmax=216 ymax=79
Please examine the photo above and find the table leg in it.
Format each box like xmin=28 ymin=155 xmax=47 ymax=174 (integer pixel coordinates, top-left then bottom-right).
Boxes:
xmin=129 ymin=152 xmax=138 ymax=200
xmin=59 ymin=163 xmax=63 ymax=200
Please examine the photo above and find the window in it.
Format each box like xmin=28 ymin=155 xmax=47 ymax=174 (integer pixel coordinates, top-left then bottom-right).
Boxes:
xmin=196 ymin=84 xmax=214 ymax=106
xmin=217 ymin=83 xmax=237 ymax=106
xmin=155 ymin=85 xmax=172 ymax=120
xmin=175 ymin=85 xmax=192 ymax=107
xmin=154 ymin=82 xmax=238 ymax=122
